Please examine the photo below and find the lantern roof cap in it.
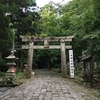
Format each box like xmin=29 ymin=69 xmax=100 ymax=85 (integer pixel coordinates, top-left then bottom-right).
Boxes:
xmin=5 ymin=51 xmax=17 ymax=59
xmin=81 ymin=55 xmax=92 ymax=61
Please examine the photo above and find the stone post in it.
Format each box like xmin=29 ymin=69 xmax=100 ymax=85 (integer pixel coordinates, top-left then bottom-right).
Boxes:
xmin=60 ymin=39 xmax=67 ymax=77
xmin=26 ymin=39 xmax=34 ymax=78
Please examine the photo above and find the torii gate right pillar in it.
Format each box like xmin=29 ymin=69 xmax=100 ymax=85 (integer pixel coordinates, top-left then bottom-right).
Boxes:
xmin=61 ymin=39 xmax=67 ymax=77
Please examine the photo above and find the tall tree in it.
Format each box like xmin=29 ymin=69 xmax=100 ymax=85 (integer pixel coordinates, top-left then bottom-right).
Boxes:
xmin=0 ymin=1 xmax=13 ymax=57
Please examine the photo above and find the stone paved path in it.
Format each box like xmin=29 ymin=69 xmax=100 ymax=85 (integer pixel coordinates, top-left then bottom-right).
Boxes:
xmin=0 ymin=69 xmax=100 ymax=100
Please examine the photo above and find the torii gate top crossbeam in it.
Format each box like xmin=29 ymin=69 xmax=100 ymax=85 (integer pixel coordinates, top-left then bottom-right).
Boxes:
xmin=20 ymin=35 xmax=74 ymax=42
xmin=20 ymin=35 xmax=74 ymax=50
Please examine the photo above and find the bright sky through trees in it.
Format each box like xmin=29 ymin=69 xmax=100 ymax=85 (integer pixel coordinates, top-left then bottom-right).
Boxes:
xmin=36 ymin=0 xmax=72 ymax=7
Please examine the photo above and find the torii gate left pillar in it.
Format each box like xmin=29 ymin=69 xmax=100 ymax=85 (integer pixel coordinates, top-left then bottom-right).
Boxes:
xmin=27 ymin=41 xmax=34 ymax=75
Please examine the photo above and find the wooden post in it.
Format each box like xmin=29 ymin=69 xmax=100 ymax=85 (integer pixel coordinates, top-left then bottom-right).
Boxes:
xmin=90 ymin=58 xmax=93 ymax=87
xmin=60 ymin=39 xmax=67 ymax=77
xmin=26 ymin=39 xmax=34 ymax=78
xmin=20 ymin=50 xmax=24 ymax=72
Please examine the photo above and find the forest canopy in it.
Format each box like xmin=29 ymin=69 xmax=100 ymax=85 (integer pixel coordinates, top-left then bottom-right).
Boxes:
xmin=0 ymin=0 xmax=100 ymax=70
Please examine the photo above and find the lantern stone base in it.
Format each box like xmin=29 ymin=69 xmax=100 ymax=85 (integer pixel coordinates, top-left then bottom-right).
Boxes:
xmin=0 ymin=72 xmax=22 ymax=87
xmin=2 ymin=72 xmax=17 ymax=85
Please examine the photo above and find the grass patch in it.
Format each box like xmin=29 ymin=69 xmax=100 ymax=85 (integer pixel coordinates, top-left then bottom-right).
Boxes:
xmin=16 ymin=71 xmax=25 ymax=79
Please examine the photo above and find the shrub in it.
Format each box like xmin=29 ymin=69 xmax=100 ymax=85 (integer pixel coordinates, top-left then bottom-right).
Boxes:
xmin=0 ymin=58 xmax=6 ymax=66
xmin=0 ymin=58 xmax=7 ymax=72
xmin=94 ymin=66 xmax=100 ymax=78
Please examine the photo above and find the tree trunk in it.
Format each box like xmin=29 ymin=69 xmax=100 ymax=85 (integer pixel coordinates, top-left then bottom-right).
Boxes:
xmin=0 ymin=51 xmax=2 ymax=72
xmin=20 ymin=50 xmax=24 ymax=72
xmin=0 ymin=51 xmax=2 ymax=58
xmin=47 ymin=56 xmax=50 ymax=69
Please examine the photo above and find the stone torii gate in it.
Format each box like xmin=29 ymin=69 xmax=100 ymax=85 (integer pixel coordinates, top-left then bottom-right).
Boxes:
xmin=20 ymin=35 xmax=74 ymax=77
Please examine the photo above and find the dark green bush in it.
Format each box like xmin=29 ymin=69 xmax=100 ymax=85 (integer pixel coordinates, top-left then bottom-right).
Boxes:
xmin=75 ymin=69 xmax=81 ymax=75
xmin=0 ymin=58 xmax=6 ymax=66
xmin=0 ymin=58 xmax=7 ymax=72
xmin=94 ymin=66 xmax=100 ymax=78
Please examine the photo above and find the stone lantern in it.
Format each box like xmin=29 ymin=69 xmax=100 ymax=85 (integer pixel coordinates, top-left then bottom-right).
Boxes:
xmin=2 ymin=51 xmax=17 ymax=85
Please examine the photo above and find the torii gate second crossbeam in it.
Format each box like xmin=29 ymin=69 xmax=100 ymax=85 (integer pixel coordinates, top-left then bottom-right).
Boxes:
xmin=20 ymin=35 xmax=74 ymax=78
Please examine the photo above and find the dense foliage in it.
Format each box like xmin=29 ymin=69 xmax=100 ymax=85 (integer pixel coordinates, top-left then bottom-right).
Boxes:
xmin=0 ymin=1 xmax=13 ymax=57
xmin=0 ymin=0 xmax=100 ymax=73
xmin=0 ymin=0 xmax=40 ymax=71
xmin=37 ymin=0 xmax=100 ymax=62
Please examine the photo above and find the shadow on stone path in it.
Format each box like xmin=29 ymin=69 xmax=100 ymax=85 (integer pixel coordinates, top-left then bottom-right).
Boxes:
xmin=0 ymin=69 xmax=100 ymax=100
